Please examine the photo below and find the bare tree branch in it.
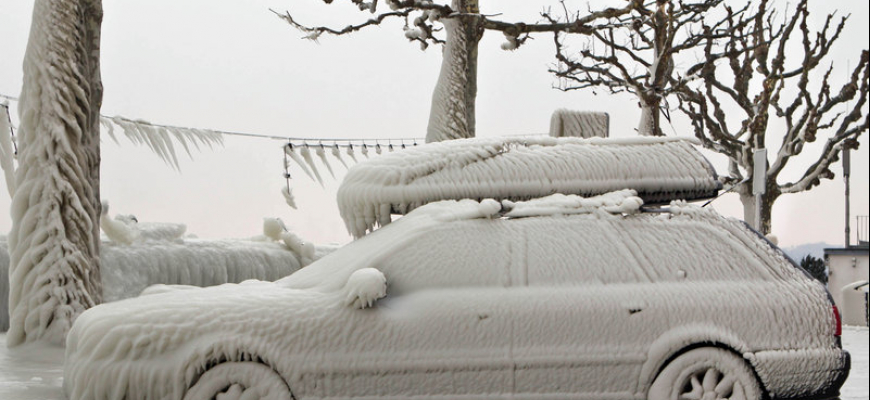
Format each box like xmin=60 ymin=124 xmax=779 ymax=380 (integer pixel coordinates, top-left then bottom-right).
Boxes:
xmin=673 ymin=0 xmax=869 ymax=233
xmin=548 ymin=0 xmax=727 ymax=136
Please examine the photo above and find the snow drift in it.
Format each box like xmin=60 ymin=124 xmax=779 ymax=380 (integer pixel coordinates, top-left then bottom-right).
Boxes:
xmin=337 ymin=136 xmax=721 ymax=238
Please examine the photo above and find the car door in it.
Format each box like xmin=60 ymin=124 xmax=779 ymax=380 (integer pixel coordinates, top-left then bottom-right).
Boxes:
xmin=314 ymin=218 xmax=517 ymax=399
xmin=508 ymin=216 xmax=653 ymax=398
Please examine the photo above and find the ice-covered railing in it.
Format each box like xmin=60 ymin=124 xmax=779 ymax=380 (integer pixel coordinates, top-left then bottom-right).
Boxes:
xmin=337 ymin=136 xmax=721 ymax=238
xmin=0 ymin=237 xmax=307 ymax=332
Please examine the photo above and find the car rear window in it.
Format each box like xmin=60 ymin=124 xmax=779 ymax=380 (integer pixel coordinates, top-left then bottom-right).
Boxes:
xmin=619 ymin=217 xmax=770 ymax=282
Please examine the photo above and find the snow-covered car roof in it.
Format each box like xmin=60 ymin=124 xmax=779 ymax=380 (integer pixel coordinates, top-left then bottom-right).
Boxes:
xmin=337 ymin=136 xmax=720 ymax=238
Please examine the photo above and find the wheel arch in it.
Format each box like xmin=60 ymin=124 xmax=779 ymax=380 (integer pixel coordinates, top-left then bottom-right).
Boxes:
xmin=181 ymin=341 xmax=297 ymax=400
xmin=638 ymin=325 xmax=769 ymax=398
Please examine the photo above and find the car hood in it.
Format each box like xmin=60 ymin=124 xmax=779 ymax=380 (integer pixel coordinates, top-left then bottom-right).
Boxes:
xmin=64 ymin=280 xmax=337 ymax=400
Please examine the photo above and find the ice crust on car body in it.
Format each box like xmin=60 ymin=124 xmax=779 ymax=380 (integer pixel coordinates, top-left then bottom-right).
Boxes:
xmin=62 ymin=195 xmax=845 ymax=400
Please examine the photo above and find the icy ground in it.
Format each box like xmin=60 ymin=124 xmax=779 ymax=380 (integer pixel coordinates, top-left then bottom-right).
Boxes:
xmin=0 ymin=327 xmax=866 ymax=399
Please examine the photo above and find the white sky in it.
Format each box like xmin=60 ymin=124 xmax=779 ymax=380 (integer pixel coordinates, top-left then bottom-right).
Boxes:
xmin=0 ymin=0 xmax=868 ymax=248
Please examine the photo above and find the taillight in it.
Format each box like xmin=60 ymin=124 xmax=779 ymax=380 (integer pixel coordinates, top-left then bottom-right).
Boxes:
xmin=832 ymin=305 xmax=842 ymax=337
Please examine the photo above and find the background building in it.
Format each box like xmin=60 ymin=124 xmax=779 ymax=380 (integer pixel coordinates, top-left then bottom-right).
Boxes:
xmin=825 ymin=215 xmax=870 ymax=326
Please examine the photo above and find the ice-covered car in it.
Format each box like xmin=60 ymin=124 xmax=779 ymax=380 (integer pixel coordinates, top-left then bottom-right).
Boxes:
xmin=63 ymin=190 xmax=849 ymax=400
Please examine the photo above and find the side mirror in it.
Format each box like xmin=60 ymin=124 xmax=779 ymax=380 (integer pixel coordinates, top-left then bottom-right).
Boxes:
xmin=344 ymin=268 xmax=387 ymax=309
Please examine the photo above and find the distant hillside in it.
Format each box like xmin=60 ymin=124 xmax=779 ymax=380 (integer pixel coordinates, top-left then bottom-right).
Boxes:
xmin=783 ymin=242 xmax=837 ymax=261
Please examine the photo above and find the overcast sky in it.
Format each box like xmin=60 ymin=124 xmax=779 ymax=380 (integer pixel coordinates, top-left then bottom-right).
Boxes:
xmin=1 ymin=0 xmax=868 ymax=248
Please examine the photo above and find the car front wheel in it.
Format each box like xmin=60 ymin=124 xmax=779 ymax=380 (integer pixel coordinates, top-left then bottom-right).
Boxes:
xmin=648 ymin=348 xmax=762 ymax=400
xmin=183 ymin=361 xmax=294 ymax=400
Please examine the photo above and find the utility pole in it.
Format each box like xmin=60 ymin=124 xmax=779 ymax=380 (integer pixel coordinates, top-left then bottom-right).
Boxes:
xmin=753 ymin=149 xmax=767 ymax=232
xmin=844 ymin=148 xmax=851 ymax=248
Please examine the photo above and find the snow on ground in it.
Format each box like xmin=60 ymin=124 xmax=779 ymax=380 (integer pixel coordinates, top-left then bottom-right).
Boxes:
xmin=841 ymin=326 xmax=870 ymax=400
xmin=0 ymin=327 xmax=867 ymax=399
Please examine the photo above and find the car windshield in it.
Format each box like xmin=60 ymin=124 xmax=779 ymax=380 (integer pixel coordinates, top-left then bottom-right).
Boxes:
xmin=275 ymin=214 xmax=430 ymax=292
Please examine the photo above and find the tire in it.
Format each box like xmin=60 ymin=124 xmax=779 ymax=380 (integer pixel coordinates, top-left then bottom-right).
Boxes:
xmin=183 ymin=362 xmax=294 ymax=400
xmin=648 ymin=348 xmax=762 ymax=400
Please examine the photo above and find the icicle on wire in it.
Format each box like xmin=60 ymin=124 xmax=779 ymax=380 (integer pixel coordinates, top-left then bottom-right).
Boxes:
xmin=282 ymin=146 xmax=297 ymax=209
xmin=281 ymin=138 xmax=421 ymax=184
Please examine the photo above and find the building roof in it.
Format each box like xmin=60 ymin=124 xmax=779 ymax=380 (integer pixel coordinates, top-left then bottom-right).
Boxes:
xmin=824 ymin=246 xmax=870 ymax=256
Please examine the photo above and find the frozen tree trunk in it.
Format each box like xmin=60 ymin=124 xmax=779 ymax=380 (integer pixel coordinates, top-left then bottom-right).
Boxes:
xmin=7 ymin=0 xmax=103 ymax=347
xmin=425 ymin=0 xmax=480 ymax=143
xmin=636 ymin=101 xmax=659 ymax=136
xmin=636 ymin=43 xmax=669 ymax=137
xmin=737 ymin=184 xmax=776 ymax=235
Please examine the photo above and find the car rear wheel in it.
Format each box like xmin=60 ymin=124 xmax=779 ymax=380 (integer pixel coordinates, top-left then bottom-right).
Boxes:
xmin=183 ymin=361 xmax=294 ymax=400
xmin=649 ymin=348 xmax=762 ymax=400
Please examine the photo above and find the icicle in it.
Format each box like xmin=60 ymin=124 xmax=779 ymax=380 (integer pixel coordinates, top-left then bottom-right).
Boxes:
xmin=388 ymin=143 xmax=395 ymax=152
xmin=332 ymin=144 xmax=349 ymax=169
xmin=282 ymin=186 xmax=297 ymax=209
xmin=346 ymin=144 xmax=358 ymax=163
xmin=316 ymin=144 xmax=335 ymax=179
xmin=100 ymin=117 xmax=120 ymax=144
xmin=300 ymin=145 xmax=324 ymax=186
xmin=284 ymin=144 xmax=316 ymax=181
xmin=361 ymin=144 xmax=370 ymax=158
xmin=376 ymin=144 xmax=382 ymax=155
xmin=378 ymin=203 xmax=392 ymax=228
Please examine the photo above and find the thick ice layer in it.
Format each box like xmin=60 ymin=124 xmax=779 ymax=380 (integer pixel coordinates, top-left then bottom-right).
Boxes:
xmin=136 ymin=222 xmax=187 ymax=242
xmin=0 ymin=238 xmax=305 ymax=332
xmin=99 ymin=239 xmax=304 ymax=303
xmin=100 ymin=202 xmax=188 ymax=245
xmin=337 ymin=136 xmax=720 ymax=238
xmin=426 ymin=11 xmax=473 ymax=143
xmin=549 ymin=109 xmax=609 ymax=138
xmin=63 ymin=197 xmax=845 ymax=400
xmin=503 ymin=190 xmax=643 ymax=218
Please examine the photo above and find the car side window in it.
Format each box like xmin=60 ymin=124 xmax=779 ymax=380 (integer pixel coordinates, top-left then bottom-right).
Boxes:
xmin=378 ymin=219 xmax=511 ymax=294
xmin=520 ymin=216 xmax=646 ymax=286
xmin=620 ymin=218 xmax=767 ymax=282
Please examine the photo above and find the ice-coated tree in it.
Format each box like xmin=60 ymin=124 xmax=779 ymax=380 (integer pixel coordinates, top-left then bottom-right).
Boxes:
xmin=426 ymin=0 xmax=481 ymax=143
xmin=7 ymin=0 xmax=104 ymax=346
xmin=274 ymin=0 xmax=640 ymax=142
xmin=675 ymin=0 xmax=869 ymax=234
xmin=548 ymin=0 xmax=730 ymax=136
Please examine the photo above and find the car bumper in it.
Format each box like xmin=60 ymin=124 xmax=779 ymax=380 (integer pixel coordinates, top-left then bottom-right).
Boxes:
xmin=746 ymin=348 xmax=850 ymax=400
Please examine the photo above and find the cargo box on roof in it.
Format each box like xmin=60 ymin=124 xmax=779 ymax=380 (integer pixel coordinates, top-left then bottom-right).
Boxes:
xmin=337 ymin=136 xmax=721 ymax=238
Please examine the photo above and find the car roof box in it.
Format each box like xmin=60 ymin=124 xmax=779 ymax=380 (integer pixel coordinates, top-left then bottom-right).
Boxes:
xmin=337 ymin=136 xmax=721 ymax=236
